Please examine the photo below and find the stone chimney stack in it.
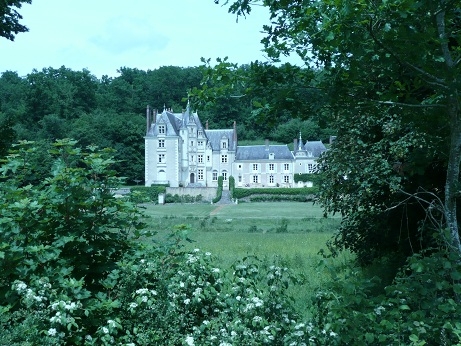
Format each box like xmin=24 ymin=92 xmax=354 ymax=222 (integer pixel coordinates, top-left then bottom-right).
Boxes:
xmin=265 ymin=139 xmax=269 ymax=151
xmin=294 ymin=138 xmax=298 ymax=153
xmin=146 ymin=105 xmax=151 ymax=134
xmin=233 ymin=121 xmax=237 ymax=144
xmin=206 ymin=120 xmax=208 ymax=130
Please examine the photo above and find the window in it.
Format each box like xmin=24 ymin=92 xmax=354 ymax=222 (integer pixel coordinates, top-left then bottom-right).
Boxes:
xmin=284 ymin=175 xmax=290 ymax=183
xmin=190 ymin=155 xmax=195 ymax=162
xmin=222 ymin=141 xmax=227 ymax=149
xmin=207 ymin=155 xmax=211 ymax=162
xmin=269 ymin=175 xmax=274 ymax=183
xmin=222 ymin=171 xmax=228 ymax=180
xmin=221 ymin=155 xmax=228 ymax=163
xmin=284 ymin=163 xmax=290 ymax=171
xmin=158 ymin=154 xmax=165 ymax=163
xmin=252 ymin=175 xmax=259 ymax=183
xmin=308 ymin=163 xmax=318 ymax=173
xmin=158 ymin=139 xmax=165 ymax=148
xmin=198 ymin=155 xmax=203 ymax=163
xmin=191 ymin=141 xmax=194 ymax=146
xmin=238 ymin=164 xmax=242 ymax=169
xmin=198 ymin=140 xmax=203 ymax=146
xmin=158 ymin=125 xmax=165 ymax=134
xmin=269 ymin=163 xmax=275 ymax=171
xmin=198 ymin=169 xmax=204 ymax=180
xmin=212 ymin=171 xmax=218 ymax=181
xmin=238 ymin=175 xmax=242 ymax=182
xmin=198 ymin=130 xmax=203 ymax=137
xmin=252 ymin=164 xmax=258 ymax=172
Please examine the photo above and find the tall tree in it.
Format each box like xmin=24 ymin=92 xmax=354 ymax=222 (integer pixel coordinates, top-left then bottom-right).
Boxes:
xmin=218 ymin=0 xmax=461 ymax=261
xmin=0 ymin=0 xmax=31 ymax=41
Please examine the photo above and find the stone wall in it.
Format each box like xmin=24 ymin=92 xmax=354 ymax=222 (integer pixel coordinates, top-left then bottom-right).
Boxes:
xmin=166 ymin=187 xmax=218 ymax=201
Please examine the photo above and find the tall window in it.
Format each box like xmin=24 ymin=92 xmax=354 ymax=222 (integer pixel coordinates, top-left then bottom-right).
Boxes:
xmin=252 ymin=163 xmax=258 ymax=172
xmin=158 ymin=154 xmax=165 ymax=163
xmin=222 ymin=141 xmax=227 ymax=149
xmin=238 ymin=175 xmax=242 ymax=182
xmin=269 ymin=175 xmax=274 ymax=183
xmin=284 ymin=175 xmax=290 ymax=183
xmin=222 ymin=171 xmax=228 ymax=180
xmin=198 ymin=169 xmax=204 ymax=180
xmin=284 ymin=163 xmax=290 ymax=171
xmin=207 ymin=155 xmax=211 ymax=162
xmin=158 ymin=125 xmax=165 ymax=134
xmin=307 ymin=163 xmax=314 ymax=173
xmin=269 ymin=163 xmax=275 ymax=171
xmin=221 ymin=155 xmax=228 ymax=163
xmin=252 ymin=175 xmax=259 ymax=183
xmin=212 ymin=171 xmax=218 ymax=181
xmin=158 ymin=139 xmax=165 ymax=148
xmin=198 ymin=155 xmax=203 ymax=163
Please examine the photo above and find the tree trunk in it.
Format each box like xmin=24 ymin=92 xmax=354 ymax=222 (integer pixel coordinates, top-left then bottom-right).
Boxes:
xmin=445 ymin=96 xmax=461 ymax=254
xmin=437 ymin=4 xmax=461 ymax=254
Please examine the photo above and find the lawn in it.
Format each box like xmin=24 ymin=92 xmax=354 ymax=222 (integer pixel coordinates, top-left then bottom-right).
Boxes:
xmin=141 ymin=201 xmax=349 ymax=316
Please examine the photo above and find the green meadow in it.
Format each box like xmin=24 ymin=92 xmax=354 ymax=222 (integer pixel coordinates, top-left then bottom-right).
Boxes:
xmin=142 ymin=202 xmax=349 ymax=316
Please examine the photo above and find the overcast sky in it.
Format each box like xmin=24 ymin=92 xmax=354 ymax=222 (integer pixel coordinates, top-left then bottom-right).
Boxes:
xmin=1 ymin=0 xmax=302 ymax=78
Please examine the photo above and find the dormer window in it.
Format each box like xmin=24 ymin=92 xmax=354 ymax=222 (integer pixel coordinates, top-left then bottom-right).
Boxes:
xmin=269 ymin=153 xmax=275 ymax=160
xmin=158 ymin=125 xmax=166 ymax=134
xmin=222 ymin=141 xmax=227 ymax=149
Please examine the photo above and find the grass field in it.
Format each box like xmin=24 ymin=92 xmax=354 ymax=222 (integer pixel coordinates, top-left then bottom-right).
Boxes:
xmin=141 ymin=202 xmax=349 ymax=316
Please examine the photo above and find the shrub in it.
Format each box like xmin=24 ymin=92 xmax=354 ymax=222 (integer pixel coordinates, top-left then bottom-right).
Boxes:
xmin=212 ymin=176 xmax=224 ymax=203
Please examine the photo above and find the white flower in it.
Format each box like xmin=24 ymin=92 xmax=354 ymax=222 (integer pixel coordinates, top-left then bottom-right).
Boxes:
xmin=205 ymin=252 xmax=211 ymax=256
xmin=253 ymin=316 xmax=263 ymax=322
xmin=236 ymin=295 xmax=241 ymax=301
xmin=47 ymin=328 xmax=57 ymax=336
xmin=193 ymin=248 xmax=200 ymax=252
xmin=185 ymin=335 xmax=195 ymax=346
xmin=151 ymin=289 xmax=158 ymax=295
xmin=212 ymin=268 xmax=220 ymax=273
xmin=180 ymin=282 xmax=185 ymax=288
xmin=136 ymin=288 xmax=149 ymax=295
xmin=102 ymin=326 xmax=109 ymax=334
xmin=184 ymin=298 xmax=191 ymax=305
xmin=107 ymin=320 xmax=116 ymax=328
xmin=129 ymin=302 xmax=138 ymax=309
xmin=15 ymin=281 xmax=27 ymax=291
xmin=330 ymin=331 xmax=338 ymax=337
xmin=295 ymin=323 xmax=305 ymax=329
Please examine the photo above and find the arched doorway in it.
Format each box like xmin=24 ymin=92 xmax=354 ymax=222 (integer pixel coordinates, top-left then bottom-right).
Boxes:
xmin=190 ymin=173 xmax=195 ymax=184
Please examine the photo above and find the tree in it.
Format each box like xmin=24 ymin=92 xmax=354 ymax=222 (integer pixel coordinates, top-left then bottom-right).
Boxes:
xmin=217 ymin=0 xmax=461 ymax=262
xmin=0 ymin=0 xmax=31 ymax=41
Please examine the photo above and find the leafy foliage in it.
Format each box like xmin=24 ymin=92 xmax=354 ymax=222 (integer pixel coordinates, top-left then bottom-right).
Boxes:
xmin=0 ymin=0 xmax=31 ymax=41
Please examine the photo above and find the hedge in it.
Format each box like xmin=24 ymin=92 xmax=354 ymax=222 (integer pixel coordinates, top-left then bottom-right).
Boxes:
xmin=293 ymin=173 xmax=324 ymax=184
xmin=131 ymin=185 xmax=167 ymax=202
xmin=232 ymin=187 xmax=318 ymax=199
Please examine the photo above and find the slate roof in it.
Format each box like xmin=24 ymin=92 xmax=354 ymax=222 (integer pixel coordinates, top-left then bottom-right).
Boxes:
xmin=302 ymin=141 xmax=327 ymax=158
xmin=235 ymin=145 xmax=294 ymax=161
xmin=205 ymin=129 xmax=236 ymax=151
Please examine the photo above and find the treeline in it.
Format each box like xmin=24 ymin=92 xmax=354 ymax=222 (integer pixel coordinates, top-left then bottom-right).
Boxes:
xmin=0 ymin=63 xmax=334 ymax=183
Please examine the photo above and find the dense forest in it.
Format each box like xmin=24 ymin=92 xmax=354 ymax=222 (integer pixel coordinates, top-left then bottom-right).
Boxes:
xmin=0 ymin=63 xmax=333 ymax=184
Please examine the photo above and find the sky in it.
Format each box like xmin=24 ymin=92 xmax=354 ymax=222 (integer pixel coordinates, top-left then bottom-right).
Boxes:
xmin=1 ymin=0 xmax=302 ymax=79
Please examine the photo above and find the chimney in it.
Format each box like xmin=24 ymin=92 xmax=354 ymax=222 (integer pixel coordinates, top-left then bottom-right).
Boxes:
xmin=294 ymin=138 xmax=298 ymax=153
xmin=153 ymin=109 xmax=157 ymax=124
xmin=206 ymin=120 xmax=209 ymax=130
xmin=146 ymin=105 xmax=151 ymax=134
xmin=265 ymin=139 xmax=269 ymax=151
xmin=233 ymin=121 xmax=237 ymax=144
